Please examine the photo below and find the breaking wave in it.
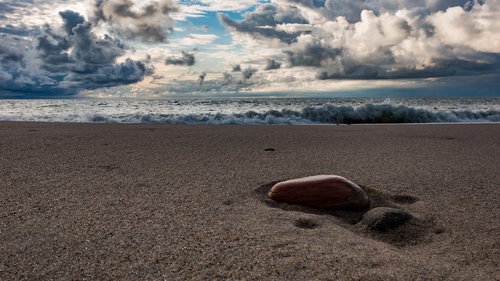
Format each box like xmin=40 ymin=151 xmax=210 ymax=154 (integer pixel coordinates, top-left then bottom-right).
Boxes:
xmin=2 ymin=99 xmax=500 ymax=124
xmin=85 ymin=103 xmax=500 ymax=124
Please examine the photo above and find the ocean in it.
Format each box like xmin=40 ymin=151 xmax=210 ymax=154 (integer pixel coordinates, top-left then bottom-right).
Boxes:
xmin=1 ymin=97 xmax=500 ymax=124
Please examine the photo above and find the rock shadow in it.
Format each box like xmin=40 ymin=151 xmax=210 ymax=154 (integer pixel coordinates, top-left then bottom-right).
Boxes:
xmin=256 ymin=181 xmax=438 ymax=246
xmin=391 ymin=194 xmax=419 ymax=204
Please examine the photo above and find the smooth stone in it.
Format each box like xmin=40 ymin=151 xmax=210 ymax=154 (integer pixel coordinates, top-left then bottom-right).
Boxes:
xmin=268 ymin=175 xmax=370 ymax=211
xmin=360 ymin=207 xmax=412 ymax=232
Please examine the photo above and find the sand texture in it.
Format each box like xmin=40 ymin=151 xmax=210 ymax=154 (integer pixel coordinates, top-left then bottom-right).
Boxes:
xmin=0 ymin=122 xmax=499 ymax=280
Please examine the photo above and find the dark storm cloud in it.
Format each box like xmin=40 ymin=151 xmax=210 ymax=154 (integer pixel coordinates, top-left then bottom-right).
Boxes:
xmin=284 ymin=42 xmax=342 ymax=67
xmin=0 ymin=29 xmax=62 ymax=96
xmin=67 ymin=58 xmax=151 ymax=87
xmin=219 ymin=14 xmax=299 ymax=44
xmin=59 ymin=10 xmax=85 ymax=35
xmin=218 ymin=3 xmax=308 ymax=44
xmin=71 ymin=23 xmax=125 ymax=65
xmin=265 ymin=59 xmax=282 ymax=70
xmin=165 ymin=51 xmax=196 ymax=66
xmin=0 ymin=11 xmax=152 ymax=98
xmin=36 ymin=11 xmax=126 ymax=68
xmin=92 ymin=0 xmax=177 ymax=43
xmin=316 ymin=55 xmax=500 ymax=80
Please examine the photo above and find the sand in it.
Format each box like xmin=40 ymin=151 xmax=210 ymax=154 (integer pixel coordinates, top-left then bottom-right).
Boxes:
xmin=0 ymin=122 xmax=499 ymax=280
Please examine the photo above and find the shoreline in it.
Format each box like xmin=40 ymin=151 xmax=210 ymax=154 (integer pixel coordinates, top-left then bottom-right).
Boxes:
xmin=1 ymin=122 xmax=499 ymax=280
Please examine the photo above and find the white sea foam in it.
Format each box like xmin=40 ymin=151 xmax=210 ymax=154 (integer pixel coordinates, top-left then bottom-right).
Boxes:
xmin=0 ymin=98 xmax=499 ymax=124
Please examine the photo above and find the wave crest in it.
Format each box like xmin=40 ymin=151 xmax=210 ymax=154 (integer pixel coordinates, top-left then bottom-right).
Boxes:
xmin=87 ymin=103 xmax=500 ymax=124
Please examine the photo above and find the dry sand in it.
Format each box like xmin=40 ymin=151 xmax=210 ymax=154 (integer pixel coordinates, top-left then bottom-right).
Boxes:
xmin=0 ymin=122 xmax=499 ymax=280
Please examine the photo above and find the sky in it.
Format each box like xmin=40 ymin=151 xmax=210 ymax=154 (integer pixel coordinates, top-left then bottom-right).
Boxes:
xmin=0 ymin=0 xmax=499 ymax=98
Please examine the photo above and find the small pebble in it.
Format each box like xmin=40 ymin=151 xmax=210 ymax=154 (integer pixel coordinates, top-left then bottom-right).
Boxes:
xmin=360 ymin=207 xmax=412 ymax=232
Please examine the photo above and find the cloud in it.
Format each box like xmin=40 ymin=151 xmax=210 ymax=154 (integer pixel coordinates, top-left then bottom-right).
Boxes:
xmin=240 ymin=3 xmax=308 ymax=26
xmin=223 ymin=72 xmax=233 ymax=82
xmin=151 ymin=70 xmax=262 ymax=95
xmin=177 ymin=0 xmax=270 ymax=20
xmin=265 ymin=58 xmax=282 ymax=70
xmin=0 ymin=1 xmax=32 ymax=20
xmin=0 ymin=25 xmax=34 ymax=37
xmin=220 ymin=0 xmax=500 ymax=80
xmin=284 ymin=34 xmax=341 ymax=67
xmin=0 ymin=10 xmax=153 ymax=97
xmin=66 ymin=58 xmax=151 ymax=86
xmin=0 ymin=39 xmax=25 ymax=64
xmin=0 ymin=29 xmax=60 ymax=96
xmin=242 ymin=67 xmax=257 ymax=79
xmin=59 ymin=10 xmax=85 ymax=36
xmin=275 ymin=0 xmax=472 ymax=23
xmin=218 ymin=3 xmax=308 ymax=44
xmin=189 ymin=0 xmax=268 ymax=12
xmin=0 ymin=1 xmax=91 ymax=33
xmin=427 ymin=1 xmax=500 ymax=53
xmin=174 ymin=33 xmax=219 ymax=46
xmin=165 ymin=51 xmax=196 ymax=66
xmin=92 ymin=0 xmax=178 ymax=43
xmin=232 ymin=64 xmax=241 ymax=72
xmin=198 ymin=71 xmax=206 ymax=85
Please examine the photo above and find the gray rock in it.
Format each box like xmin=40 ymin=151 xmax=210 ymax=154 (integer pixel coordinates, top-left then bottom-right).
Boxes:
xmin=360 ymin=207 xmax=412 ymax=232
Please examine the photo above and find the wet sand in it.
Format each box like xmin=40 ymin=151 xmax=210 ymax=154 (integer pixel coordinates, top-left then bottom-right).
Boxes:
xmin=0 ymin=122 xmax=499 ymax=280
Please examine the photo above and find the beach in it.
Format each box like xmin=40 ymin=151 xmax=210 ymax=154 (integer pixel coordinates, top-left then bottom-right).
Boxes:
xmin=0 ymin=122 xmax=499 ymax=280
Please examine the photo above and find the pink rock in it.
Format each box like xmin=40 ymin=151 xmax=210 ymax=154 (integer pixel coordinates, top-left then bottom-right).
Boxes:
xmin=268 ymin=175 xmax=370 ymax=211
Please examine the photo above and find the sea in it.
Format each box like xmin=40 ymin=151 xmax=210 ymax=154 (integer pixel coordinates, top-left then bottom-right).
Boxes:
xmin=1 ymin=97 xmax=500 ymax=125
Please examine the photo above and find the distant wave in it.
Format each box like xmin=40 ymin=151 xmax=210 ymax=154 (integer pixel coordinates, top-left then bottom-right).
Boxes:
xmin=85 ymin=104 xmax=500 ymax=124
